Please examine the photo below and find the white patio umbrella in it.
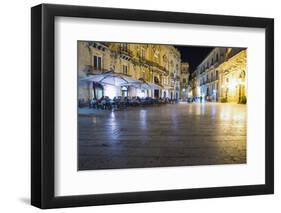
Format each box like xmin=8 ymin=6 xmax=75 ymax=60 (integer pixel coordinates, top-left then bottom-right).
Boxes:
xmin=137 ymin=78 xmax=162 ymax=90
xmin=145 ymin=82 xmax=162 ymax=90
xmin=80 ymin=72 xmax=141 ymax=86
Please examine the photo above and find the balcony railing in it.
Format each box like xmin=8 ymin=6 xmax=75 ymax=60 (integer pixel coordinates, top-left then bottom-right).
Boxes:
xmin=83 ymin=65 xmax=113 ymax=75
xmin=117 ymin=47 xmax=133 ymax=59
xmin=137 ymin=58 xmax=169 ymax=75
xmin=88 ymin=42 xmax=109 ymax=51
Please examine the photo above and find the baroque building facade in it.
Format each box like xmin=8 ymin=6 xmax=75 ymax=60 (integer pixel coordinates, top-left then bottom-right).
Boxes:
xmin=78 ymin=41 xmax=188 ymax=102
xmin=218 ymin=49 xmax=247 ymax=103
xmin=189 ymin=47 xmax=247 ymax=103
xmin=180 ymin=63 xmax=190 ymax=101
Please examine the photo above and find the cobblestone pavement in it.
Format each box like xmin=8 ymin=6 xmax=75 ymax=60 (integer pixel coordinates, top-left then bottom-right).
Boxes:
xmin=78 ymin=103 xmax=246 ymax=170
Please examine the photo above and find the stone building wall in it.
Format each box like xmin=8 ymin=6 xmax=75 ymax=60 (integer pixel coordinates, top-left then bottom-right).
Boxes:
xmin=196 ymin=48 xmax=227 ymax=101
xmin=180 ymin=62 xmax=190 ymax=100
xmin=188 ymin=47 xmax=247 ymax=103
xmin=78 ymin=41 xmax=188 ymax=101
xmin=218 ymin=49 xmax=247 ymax=103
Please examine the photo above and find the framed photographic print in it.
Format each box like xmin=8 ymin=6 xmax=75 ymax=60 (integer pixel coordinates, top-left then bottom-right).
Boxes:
xmin=31 ymin=3 xmax=274 ymax=209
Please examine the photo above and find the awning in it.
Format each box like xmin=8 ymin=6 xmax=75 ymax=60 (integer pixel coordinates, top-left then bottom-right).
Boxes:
xmin=138 ymin=78 xmax=162 ymax=90
xmin=145 ymin=82 xmax=162 ymax=90
xmin=80 ymin=72 xmax=141 ymax=86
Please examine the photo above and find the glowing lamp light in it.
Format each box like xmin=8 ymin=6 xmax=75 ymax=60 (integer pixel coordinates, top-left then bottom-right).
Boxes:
xmin=238 ymin=78 xmax=242 ymax=84
xmin=238 ymin=78 xmax=246 ymax=85
xmin=227 ymin=78 xmax=238 ymax=91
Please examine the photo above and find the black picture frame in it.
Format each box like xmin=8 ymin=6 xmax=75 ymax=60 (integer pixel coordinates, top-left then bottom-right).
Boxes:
xmin=31 ymin=3 xmax=274 ymax=209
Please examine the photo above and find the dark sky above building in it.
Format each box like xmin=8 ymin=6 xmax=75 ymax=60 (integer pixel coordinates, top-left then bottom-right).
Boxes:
xmin=174 ymin=45 xmax=213 ymax=73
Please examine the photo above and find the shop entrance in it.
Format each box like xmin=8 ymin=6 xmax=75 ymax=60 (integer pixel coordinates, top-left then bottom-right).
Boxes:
xmin=121 ymin=86 xmax=128 ymax=97
xmin=154 ymin=89 xmax=159 ymax=98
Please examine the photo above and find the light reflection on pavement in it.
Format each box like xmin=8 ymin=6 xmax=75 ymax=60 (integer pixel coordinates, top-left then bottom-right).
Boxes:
xmin=78 ymin=103 xmax=246 ymax=170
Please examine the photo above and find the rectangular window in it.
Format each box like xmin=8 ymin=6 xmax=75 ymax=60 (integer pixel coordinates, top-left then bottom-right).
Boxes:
xmin=92 ymin=55 xmax=102 ymax=70
xmin=123 ymin=65 xmax=128 ymax=75
xmin=121 ymin=43 xmax=128 ymax=52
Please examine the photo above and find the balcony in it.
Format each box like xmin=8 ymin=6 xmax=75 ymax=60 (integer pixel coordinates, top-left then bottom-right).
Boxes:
xmin=200 ymin=69 xmax=206 ymax=74
xmin=118 ymin=47 xmax=133 ymax=60
xmin=86 ymin=67 xmax=111 ymax=75
xmin=99 ymin=42 xmax=109 ymax=47
xmin=137 ymin=58 xmax=169 ymax=75
xmin=89 ymin=42 xmax=109 ymax=51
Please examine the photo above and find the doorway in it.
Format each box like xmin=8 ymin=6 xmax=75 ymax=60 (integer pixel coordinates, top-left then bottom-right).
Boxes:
xmin=121 ymin=86 xmax=128 ymax=97
xmin=154 ymin=89 xmax=159 ymax=98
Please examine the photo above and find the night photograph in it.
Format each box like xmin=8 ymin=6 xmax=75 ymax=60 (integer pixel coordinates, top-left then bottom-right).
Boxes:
xmin=77 ymin=41 xmax=247 ymax=170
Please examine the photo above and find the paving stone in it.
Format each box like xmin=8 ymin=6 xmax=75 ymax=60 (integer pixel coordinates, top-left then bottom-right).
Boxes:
xmin=78 ymin=103 xmax=246 ymax=170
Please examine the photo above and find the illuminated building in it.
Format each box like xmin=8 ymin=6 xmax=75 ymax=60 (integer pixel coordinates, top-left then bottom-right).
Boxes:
xmin=190 ymin=70 xmax=199 ymax=98
xmin=196 ymin=48 xmax=226 ymax=101
xmin=78 ymin=41 xmax=189 ymax=102
xmin=180 ymin=63 xmax=190 ymax=101
xmin=218 ymin=49 xmax=247 ymax=103
xmin=189 ymin=47 xmax=247 ymax=104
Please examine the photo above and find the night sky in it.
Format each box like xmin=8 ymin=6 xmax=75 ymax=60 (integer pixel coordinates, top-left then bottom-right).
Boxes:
xmin=174 ymin=45 xmax=213 ymax=73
